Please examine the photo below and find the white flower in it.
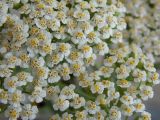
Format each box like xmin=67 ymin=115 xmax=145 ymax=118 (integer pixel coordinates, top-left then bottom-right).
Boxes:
xmin=89 ymin=0 xmax=98 ymax=12
xmin=104 ymin=56 xmax=117 ymax=67
xmin=109 ymin=106 xmax=121 ymax=120
xmin=99 ymin=66 xmax=114 ymax=78
xmin=91 ymin=0 xmax=107 ymax=8
xmin=79 ymin=44 xmax=93 ymax=58
xmin=144 ymin=61 xmax=156 ymax=72
xmin=75 ymin=110 xmax=88 ymax=120
xmin=57 ymin=43 xmax=71 ymax=57
xmin=56 ymin=10 xmax=67 ymax=24
xmin=32 ymin=79 xmax=48 ymax=87
xmin=71 ymin=29 xmax=87 ymax=45
xmin=139 ymin=111 xmax=151 ymax=120
xmin=121 ymin=104 xmax=135 ymax=116
xmin=44 ymin=6 xmax=57 ymax=20
xmin=94 ymin=110 xmax=106 ymax=120
xmin=16 ymin=72 xmax=33 ymax=86
xmin=111 ymin=31 xmax=123 ymax=43
xmin=133 ymin=99 xmax=145 ymax=112
xmin=91 ymin=82 xmax=105 ymax=94
xmin=148 ymin=72 xmax=160 ymax=85
xmin=89 ymin=71 xmax=101 ymax=81
xmin=3 ymin=76 xmax=18 ymax=93
xmin=116 ymin=65 xmax=130 ymax=79
xmin=66 ymin=51 xmax=83 ymax=63
xmin=126 ymin=57 xmax=139 ymax=69
xmin=53 ymin=96 xmax=69 ymax=111
xmin=70 ymin=96 xmax=85 ymax=109
xmin=78 ymin=76 xmax=93 ymax=88
xmin=0 ymin=66 xmax=12 ymax=78
xmin=4 ymin=52 xmax=21 ymax=68
xmin=73 ymin=9 xmax=90 ymax=21
xmin=49 ymin=114 xmax=61 ymax=120
xmin=48 ymin=53 xmax=64 ymax=67
xmin=8 ymin=90 xmax=25 ymax=107
xmin=47 ymin=18 xmax=60 ymax=31
xmin=62 ymin=112 xmax=73 ymax=120
xmin=5 ymin=105 xmax=22 ymax=120
xmin=36 ymin=30 xmax=53 ymax=44
xmin=102 ymin=80 xmax=115 ymax=89
xmin=100 ymin=25 xmax=113 ymax=39
xmin=39 ymin=43 xmax=55 ymax=57
xmin=0 ymin=46 xmax=7 ymax=54
xmin=71 ymin=62 xmax=85 ymax=76
xmin=120 ymin=95 xmax=134 ymax=105
xmin=29 ymin=86 xmax=46 ymax=103
xmin=85 ymin=54 xmax=97 ymax=66
xmin=44 ymin=0 xmax=58 ymax=8
xmin=0 ymin=89 xmax=8 ymax=104
xmin=92 ymin=15 xmax=106 ymax=29
xmin=57 ymin=63 xmax=71 ymax=80
xmin=95 ymin=41 xmax=109 ymax=55
xmin=34 ymin=18 xmax=47 ymax=30
xmin=0 ymin=14 xmax=7 ymax=26
xmin=139 ymin=85 xmax=154 ymax=100
xmin=116 ymin=1 xmax=126 ymax=13
xmin=35 ymin=66 xmax=49 ymax=80
xmin=27 ymin=38 xmax=39 ymax=57
xmin=132 ymin=69 xmax=147 ymax=82
xmin=116 ymin=50 xmax=128 ymax=63
xmin=87 ymin=31 xmax=101 ymax=44
xmin=45 ymin=86 xmax=60 ymax=100
xmin=126 ymin=85 xmax=138 ymax=98
xmin=30 ymin=57 xmax=45 ymax=68
xmin=85 ymin=101 xmax=100 ymax=114
xmin=60 ymin=84 xmax=77 ymax=99
xmin=48 ymin=69 xmax=60 ymax=83
xmin=54 ymin=26 xmax=68 ymax=40
xmin=117 ymin=18 xmax=127 ymax=30
xmin=116 ymin=79 xmax=131 ymax=88
xmin=18 ymin=52 xmax=30 ymax=68
xmin=0 ymin=2 xmax=8 ymax=26
xmin=66 ymin=18 xmax=77 ymax=34
xmin=96 ymin=94 xmax=110 ymax=106
xmin=108 ymin=89 xmax=120 ymax=100
xmin=106 ymin=15 xmax=118 ymax=28
xmin=79 ymin=21 xmax=93 ymax=34
xmin=75 ymin=1 xmax=90 ymax=9
xmin=21 ymin=104 xmax=38 ymax=120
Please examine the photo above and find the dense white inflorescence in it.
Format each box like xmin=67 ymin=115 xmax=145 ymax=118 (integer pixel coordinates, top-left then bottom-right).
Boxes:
xmin=122 ymin=0 xmax=160 ymax=63
xmin=0 ymin=0 xmax=159 ymax=120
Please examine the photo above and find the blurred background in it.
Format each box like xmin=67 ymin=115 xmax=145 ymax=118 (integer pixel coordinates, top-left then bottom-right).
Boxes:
xmin=144 ymin=85 xmax=160 ymax=120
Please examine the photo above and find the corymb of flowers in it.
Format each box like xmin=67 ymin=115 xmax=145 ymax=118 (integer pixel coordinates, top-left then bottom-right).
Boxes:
xmin=0 ymin=0 xmax=159 ymax=120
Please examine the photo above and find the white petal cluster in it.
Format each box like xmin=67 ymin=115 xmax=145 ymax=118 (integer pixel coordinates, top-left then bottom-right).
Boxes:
xmin=0 ymin=0 xmax=159 ymax=120
xmin=122 ymin=0 xmax=160 ymax=63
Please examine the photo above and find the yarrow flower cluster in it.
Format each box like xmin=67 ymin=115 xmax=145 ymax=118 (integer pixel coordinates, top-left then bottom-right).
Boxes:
xmin=0 ymin=0 xmax=159 ymax=120
xmin=122 ymin=0 xmax=160 ymax=63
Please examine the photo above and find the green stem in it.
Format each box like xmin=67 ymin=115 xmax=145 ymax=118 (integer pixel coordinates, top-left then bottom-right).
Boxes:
xmin=125 ymin=116 xmax=129 ymax=120
xmin=75 ymin=88 xmax=95 ymax=101
xmin=134 ymin=114 xmax=139 ymax=120
xmin=137 ymin=81 xmax=142 ymax=90
xmin=0 ymin=104 xmax=7 ymax=113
